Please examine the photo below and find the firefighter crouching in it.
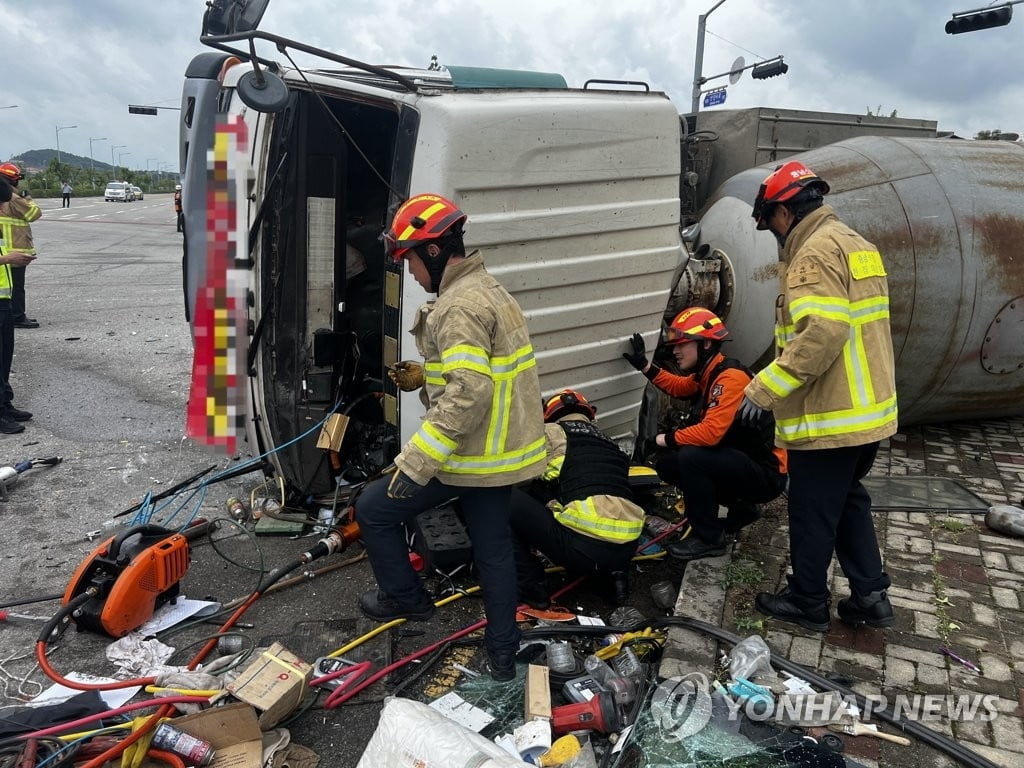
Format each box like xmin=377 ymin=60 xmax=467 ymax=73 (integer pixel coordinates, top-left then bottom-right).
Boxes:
xmin=509 ymin=390 xmax=645 ymax=609
xmin=625 ymin=308 xmax=788 ymax=560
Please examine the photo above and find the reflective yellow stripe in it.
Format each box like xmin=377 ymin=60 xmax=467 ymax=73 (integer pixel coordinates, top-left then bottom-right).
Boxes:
xmin=775 ymin=394 xmax=898 ymax=441
xmin=790 ymin=295 xmax=850 ymax=325
xmin=397 ymin=202 xmax=446 ymax=241
xmin=443 ymin=436 xmax=547 ymax=475
xmin=553 ymin=497 xmax=643 ymax=542
xmin=441 ymin=343 xmax=492 ymax=376
xmin=542 ymin=454 xmax=564 ymax=481
xmin=410 ymin=420 xmax=458 ymax=463
xmin=757 ymin=361 xmax=801 ymax=398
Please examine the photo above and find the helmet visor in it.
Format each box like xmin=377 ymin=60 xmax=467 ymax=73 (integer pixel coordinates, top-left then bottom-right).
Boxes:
xmin=663 ymin=326 xmax=696 ymax=346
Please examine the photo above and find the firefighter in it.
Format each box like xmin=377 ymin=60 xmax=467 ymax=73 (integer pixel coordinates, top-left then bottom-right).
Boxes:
xmin=742 ymin=161 xmax=897 ymax=632
xmin=624 ymin=308 xmax=787 ymax=560
xmin=357 ymin=193 xmax=546 ymax=681
xmin=0 ymin=176 xmax=35 ymax=432
xmin=173 ymin=184 xmax=183 ymax=232
xmin=0 ymin=163 xmax=40 ymax=329
xmin=509 ymin=389 xmax=644 ymax=608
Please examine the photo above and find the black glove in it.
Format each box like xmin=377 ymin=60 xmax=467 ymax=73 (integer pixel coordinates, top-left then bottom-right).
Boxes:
xmin=622 ymin=333 xmax=648 ymax=371
xmin=737 ymin=396 xmax=768 ymax=427
xmin=387 ymin=470 xmax=425 ymax=500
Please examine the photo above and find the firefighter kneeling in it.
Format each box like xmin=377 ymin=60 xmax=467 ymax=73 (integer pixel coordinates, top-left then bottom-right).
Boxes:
xmin=625 ymin=308 xmax=788 ymax=560
xmin=510 ymin=389 xmax=645 ymax=607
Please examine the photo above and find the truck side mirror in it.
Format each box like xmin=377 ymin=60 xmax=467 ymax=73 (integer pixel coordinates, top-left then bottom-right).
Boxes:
xmin=236 ymin=68 xmax=289 ymax=113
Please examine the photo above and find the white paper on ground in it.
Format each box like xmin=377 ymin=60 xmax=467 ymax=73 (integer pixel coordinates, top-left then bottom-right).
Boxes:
xmin=137 ymin=597 xmax=221 ymax=635
xmin=428 ymin=691 xmax=496 ymax=732
xmin=576 ymin=616 xmax=606 ymax=627
xmin=33 ymin=673 xmax=141 ymax=709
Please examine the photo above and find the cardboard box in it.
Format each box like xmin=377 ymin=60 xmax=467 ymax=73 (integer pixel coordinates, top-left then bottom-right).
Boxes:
xmin=316 ymin=413 xmax=349 ymax=451
xmin=171 ymin=702 xmax=263 ymax=768
xmin=525 ymin=664 xmax=551 ymax=722
xmin=226 ymin=642 xmax=313 ymax=728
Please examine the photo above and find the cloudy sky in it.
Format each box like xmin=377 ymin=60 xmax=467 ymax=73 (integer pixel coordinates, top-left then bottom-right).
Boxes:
xmin=2 ymin=0 xmax=1020 ymax=173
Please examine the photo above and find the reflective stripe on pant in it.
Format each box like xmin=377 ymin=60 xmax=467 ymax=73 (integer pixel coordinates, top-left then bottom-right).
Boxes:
xmin=655 ymin=445 xmax=785 ymax=542
xmin=509 ymin=488 xmax=634 ymax=590
xmin=355 ymin=475 xmax=520 ymax=653
xmin=786 ymin=442 xmax=890 ymax=604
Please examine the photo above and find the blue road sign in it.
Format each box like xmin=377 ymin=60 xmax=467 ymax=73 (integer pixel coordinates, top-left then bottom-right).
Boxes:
xmin=703 ymin=89 xmax=727 ymax=108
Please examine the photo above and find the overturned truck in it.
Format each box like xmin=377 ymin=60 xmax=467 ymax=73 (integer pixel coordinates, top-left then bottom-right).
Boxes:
xmin=181 ymin=2 xmax=1024 ymax=496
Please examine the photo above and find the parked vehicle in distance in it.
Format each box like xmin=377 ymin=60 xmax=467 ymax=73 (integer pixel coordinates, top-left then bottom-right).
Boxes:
xmin=104 ymin=182 xmax=132 ymax=202
xmin=131 ymin=185 xmax=144 ymax=201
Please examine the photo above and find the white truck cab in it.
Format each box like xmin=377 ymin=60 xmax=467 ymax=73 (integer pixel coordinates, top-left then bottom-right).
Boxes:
xmin=180 ymin=6 xmax=684 ymax=494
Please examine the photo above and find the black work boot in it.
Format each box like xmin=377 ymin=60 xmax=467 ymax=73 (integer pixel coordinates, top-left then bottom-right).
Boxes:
xmin=667 ymin=532 xmax=726 ymax=561
xmin=518 ymin=581 xmax=551 ymax=611
xmin=838 ymin=589 xmax=895 ymax=628
xmin=487 ymin=648 xmax=516 ymax=682
xmin=0 ymin=417 xmax=25 ymax=434
xmin=610 ymin=570 xmax=630 ymax=604
xmin=724 ymin=500 xmax=761 ymax=534
xmin=358 ymin=589 xmax=435 ymax=622
xmin=755 ymin=587 xmax=831 ymax=632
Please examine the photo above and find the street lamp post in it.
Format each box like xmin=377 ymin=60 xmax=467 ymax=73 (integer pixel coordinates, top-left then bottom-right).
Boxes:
xmin=111 ymin=145 xmax=126 ymax=179
xmin=691 ymin=0 xmax=729 ymax=113
xmin=55 ymin=124 xmax=78 ymax=167
xmin=89 ymin=137 xmax=107 ymax=191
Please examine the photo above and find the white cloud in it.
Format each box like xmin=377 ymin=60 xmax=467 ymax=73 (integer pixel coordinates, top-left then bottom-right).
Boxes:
xmin=2 ymin=1 xmax=1020 ymax=169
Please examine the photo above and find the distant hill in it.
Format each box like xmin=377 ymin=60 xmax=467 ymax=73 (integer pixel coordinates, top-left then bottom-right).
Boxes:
xmin=7 ymin=149 xmax=116 ymax=173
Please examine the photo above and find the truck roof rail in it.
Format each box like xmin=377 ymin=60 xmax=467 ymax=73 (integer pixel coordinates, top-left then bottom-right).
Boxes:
xmin=200 ymin=29 xmax=419 ymax=93
xmin=583 ymin=79 xmax=650 ymax=92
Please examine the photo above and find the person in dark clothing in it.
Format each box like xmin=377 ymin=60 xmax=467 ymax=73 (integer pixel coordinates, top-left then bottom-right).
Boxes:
xmin=624 ymin=307 xmax=787 ymax=560
xmin=510 ymin=389 xmax=646 ymax=608
xmin=0 ymin=177 xmax=36 ymax=433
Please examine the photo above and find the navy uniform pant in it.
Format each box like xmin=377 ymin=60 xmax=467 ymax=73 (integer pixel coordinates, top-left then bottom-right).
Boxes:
xmin=655 ymin=445 xmax=786 ymax=542
xmin=508 ymin=488 xmax=635 ymax=591
xmin=356 ymin=475 xmax=520 ymax=653
xmin=786 ymin=442 xmax=890 ymax=605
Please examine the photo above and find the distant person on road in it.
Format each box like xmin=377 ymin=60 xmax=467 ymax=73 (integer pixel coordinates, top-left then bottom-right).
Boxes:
xmin=0 ymin=176 xmax=36 ymax=433
xmin=174 ymin=184 xmax=183 ymax=232
xmin=61 ymin=181 xmax=73 ymax=208
xmin=0 ymin=163 xmax=40 ymax=329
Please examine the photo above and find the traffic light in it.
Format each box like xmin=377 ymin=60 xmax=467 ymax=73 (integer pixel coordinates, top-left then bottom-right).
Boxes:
xmin=128 ymin=105 xmax=159 ymax=115
xmin=945 ymin=5 xmax=1012 ymax=34
xmin=751 ymin=58 xmax=789 ymax=80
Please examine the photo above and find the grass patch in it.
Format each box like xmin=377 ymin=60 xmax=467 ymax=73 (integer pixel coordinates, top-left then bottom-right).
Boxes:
xmin=721 ymin=559 xmax=765 ymax=590
xmin=933 ymin=517 xmax=969 ymax=534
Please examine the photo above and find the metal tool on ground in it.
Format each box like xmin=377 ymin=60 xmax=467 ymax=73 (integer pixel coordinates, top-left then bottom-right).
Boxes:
xmin=827 ymin=721 xmax=911 ymax=745
xmin=0 ymin=456 xmax=63 ymax=500
xmin=551 ymin=692 xmax=621 ymax=735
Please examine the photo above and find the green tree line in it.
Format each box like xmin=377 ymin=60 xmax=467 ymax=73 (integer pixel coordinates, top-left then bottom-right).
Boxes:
xmin=13 ymin=157 xmax=178 ymax=199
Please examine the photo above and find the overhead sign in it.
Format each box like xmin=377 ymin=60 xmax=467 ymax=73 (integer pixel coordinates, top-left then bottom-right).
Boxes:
xmin=703 ymin=89 xmax=727 ymax=108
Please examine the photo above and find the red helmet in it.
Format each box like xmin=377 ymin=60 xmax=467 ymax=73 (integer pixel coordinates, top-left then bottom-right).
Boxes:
xmin=383 ymin=193 xmax=467 ymax=261
xmin=543 ymin=389 xmax=597 ymax=423
xmin=664 ymin=307 xmax=729 ymax=345
xmin=751 ymin=161 xmax=830 ymax=230
xmin=0 ymin=162 xmax=23 ymax=182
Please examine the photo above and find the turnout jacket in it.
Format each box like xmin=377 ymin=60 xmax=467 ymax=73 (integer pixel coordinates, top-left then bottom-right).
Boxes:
xmin=396 ymin=251 xmax=546 ymax=487
xmin=0 ymin=191 xmax=41 ymax=254
xmin=541 ymin=414 xmax=645 ymax=543
xmin=744 ymin=205 xmax=898 ymax=450
xmin=651 ymin=352 xmax=787 ymax=474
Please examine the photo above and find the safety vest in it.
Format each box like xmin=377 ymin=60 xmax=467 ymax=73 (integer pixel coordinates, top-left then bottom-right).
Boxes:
xmin=544 ymin=418 xmax=644 ymax=543
xmin=746 ymin=205 xmax=898 ymax=449
xmin=0 ymin=194 xmax=41 ymax=254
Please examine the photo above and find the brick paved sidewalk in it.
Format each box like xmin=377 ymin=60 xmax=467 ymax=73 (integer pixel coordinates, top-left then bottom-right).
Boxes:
xmin=723 ymin=415 xmax=1024 ymax=767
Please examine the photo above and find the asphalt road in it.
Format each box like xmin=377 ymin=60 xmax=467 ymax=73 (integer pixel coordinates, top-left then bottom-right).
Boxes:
xmin=0 ymin=196 xmax=685 ymax=766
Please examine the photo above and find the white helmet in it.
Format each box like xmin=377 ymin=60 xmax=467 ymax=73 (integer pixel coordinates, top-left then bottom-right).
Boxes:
xmin=175 ymin=184 xmax=182 ymax=190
